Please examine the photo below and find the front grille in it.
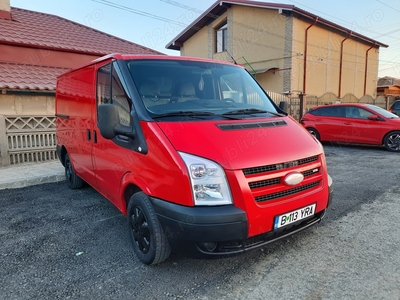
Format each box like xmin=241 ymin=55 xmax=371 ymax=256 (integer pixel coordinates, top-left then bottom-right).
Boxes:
xmin=303 ymin=168 xmax=319 ymax=177
xmin=249 ymin=178 xmax=280 ymax=189
xmin=255 ymin=181 xmax=320 ymax=202
xmin=249 ymin=168 xmax=320 ymax=190
xmin=243 ymin=155 xmax=318 ymax=176
xmin=243 ymin=155 xmax=322 ymax=204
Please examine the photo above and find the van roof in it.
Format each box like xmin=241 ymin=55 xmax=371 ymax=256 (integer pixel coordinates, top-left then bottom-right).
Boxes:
xmin=58 ymin=53 xmax=240 ymax=78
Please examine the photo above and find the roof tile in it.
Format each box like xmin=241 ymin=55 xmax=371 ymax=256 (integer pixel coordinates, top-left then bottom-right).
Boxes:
xmin=1 ymin=7 xmax=163 ymax=55
xmin=0 ymin=63 xmax=68 ymax=90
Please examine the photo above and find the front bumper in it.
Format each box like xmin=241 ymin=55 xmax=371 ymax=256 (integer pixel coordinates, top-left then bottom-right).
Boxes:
xmin=151 ymin=189 xmax=331 ymax=259
xmin=151 ymin=197 xmax=248 ymax=258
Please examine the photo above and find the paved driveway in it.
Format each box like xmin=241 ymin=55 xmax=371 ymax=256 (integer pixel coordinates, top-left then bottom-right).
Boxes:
xmin=1 ymin=144 xmax=399 ymax=299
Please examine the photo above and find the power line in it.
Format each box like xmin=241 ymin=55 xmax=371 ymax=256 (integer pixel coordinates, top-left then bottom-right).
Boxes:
xmin=91 ymin=0 xmax=187 ymax=27
xmin=282 ymin=0 xmax=399 ymax=40
xmin=375 ymin=0 xmax=400 ymax=13
xmin=159 ymin=0 xmax=203 ymax=14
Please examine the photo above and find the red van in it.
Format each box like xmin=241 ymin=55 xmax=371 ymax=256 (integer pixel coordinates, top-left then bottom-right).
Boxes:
xmin=56 ymin=54 xmax=333 ymax=265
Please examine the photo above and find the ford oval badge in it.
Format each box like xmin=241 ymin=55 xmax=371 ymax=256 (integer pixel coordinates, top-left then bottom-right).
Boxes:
xmin=284 ymin=172 xmax=304 ymax=186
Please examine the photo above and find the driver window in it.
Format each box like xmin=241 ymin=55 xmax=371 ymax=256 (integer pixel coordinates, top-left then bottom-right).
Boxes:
xmin=97 ymin=63 xmax=132 ymax=126
xmin=345 ymin=107 xmax=372 ymax=119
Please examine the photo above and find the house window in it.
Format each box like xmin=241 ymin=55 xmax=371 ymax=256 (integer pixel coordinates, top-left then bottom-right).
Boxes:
xmin=216 ymin=22 xmax=228 ymax=53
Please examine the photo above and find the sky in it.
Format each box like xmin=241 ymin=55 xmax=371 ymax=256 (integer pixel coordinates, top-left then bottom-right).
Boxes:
xmin=10 ymin=0 xmax=400 ymax=78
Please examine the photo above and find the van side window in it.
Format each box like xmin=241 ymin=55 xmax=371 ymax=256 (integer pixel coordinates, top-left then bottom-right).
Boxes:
xmin=111 ymin=67 xmax=131 ymax=126
xmin=97 ymin=64 xmax=111 ymax=104
xmin=97 ymin=63 xmax=132 ymax=126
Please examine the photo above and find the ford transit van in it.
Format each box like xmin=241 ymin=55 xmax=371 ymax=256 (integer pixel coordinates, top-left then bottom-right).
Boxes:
xmin=56 ymin=54 xmax=333 ymax=265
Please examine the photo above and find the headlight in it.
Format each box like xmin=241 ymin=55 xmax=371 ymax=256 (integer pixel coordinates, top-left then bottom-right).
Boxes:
xmin=179 ymin=152 xmax=232 ymax=206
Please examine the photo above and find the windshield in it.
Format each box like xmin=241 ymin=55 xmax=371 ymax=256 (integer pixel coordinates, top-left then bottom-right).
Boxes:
xmin=366 ymin=104 xmax=399 ymax=118
xmin=126 ymin=59 xmax=280 ymax=120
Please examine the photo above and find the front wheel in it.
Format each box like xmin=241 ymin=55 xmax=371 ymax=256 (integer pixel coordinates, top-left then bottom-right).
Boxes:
xmin=384 ymin=131 xmax=400 ymax=152
xmin=127 ymin=192 xmax=171 ymax=265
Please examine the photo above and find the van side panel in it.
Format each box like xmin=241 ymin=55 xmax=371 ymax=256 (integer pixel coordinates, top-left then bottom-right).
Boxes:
xmin=56 ymin=66 xmax=97 ymax=188
xmin=95 ymin=121 xmax=194 ymax=214
xmin=139 ymin=122 xmax=194 ymax=204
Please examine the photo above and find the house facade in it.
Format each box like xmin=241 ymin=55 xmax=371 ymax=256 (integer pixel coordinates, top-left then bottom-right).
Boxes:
xmin=166 ymin=0 xmax=387 ymax=100
xmin=0 ymin=0 xmax=162 ymax=166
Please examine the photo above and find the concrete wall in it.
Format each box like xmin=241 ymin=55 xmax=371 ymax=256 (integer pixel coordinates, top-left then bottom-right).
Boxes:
xmin=181 ymin=25 xmax=209 ymax=58
xmin=0 ymin=93 xmax=55 ymax=116
xmin=0 ymin=0 xmax=10 ymax=12
xmin=292 ymin=18 xmax=379 ymax=99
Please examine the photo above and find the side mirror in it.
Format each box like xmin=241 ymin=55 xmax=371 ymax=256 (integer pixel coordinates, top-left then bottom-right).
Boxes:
xmin=367 ymin=115 xmax=379 ymax=121
xmin=279 ymin=101 xmax=288 ymax=113
xmin=98 ymin=104 xmax=135 ymax=139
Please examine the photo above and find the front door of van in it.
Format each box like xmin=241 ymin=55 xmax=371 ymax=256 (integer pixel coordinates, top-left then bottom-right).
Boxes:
xmin=91 ymin=62 xmax=135 ymax=206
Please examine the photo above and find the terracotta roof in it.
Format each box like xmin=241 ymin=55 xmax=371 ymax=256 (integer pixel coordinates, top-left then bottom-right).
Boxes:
xmin=0 ymin=62 xmax=68 ymax=91
xmin=166 ymin=0 xmax=388 ymax=50
xmin=1 ymin=7 xmax=164 ymax=56
xmin=378 ymin=76 xmax=400 ymax=88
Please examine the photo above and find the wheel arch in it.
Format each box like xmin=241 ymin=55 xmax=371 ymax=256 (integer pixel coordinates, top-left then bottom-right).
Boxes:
xmin=382 ymin=130 xmax=400 ymax=152
xmin=306 ymin=127 xmax=320 ymax=140
xmin=382 ymin=130 xmax=400 ymax=145
xmin=120 ymin=173 xmax=152 ymax=215
xmin=123 ymin=183 xmax=142 ymax=214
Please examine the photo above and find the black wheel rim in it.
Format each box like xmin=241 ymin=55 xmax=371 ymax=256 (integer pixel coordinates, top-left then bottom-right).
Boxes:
xmin=387 ymin=133 xmax=400 ymax=151
xmin=130 ymin=206 xmax=150 ymax=254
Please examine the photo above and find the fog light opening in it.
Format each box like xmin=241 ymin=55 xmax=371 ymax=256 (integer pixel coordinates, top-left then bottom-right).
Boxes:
xmin=198 ymin=242 xmax=218 ymax=252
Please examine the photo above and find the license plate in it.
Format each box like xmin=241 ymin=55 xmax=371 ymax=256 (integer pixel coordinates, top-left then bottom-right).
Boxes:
xmin=274 ymin=204 xmax=316 ymax=229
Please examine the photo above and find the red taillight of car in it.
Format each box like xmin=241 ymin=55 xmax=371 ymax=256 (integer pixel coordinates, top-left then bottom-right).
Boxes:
xmin=389 ymin=108 xmax=393 ymax=112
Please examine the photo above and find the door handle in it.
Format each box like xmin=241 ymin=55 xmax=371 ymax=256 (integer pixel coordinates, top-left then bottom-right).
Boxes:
xmin=86 ymin=129 xmax=91 ymax=141
xmin=93 ymin=130 xmax=97 ymax=144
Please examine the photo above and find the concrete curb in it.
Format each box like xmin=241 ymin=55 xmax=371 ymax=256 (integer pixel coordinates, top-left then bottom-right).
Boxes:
xmin=0 ymin=161 xmax=65 ymax=190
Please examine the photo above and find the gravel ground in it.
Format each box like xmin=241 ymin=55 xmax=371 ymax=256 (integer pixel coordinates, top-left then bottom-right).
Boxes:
xmin=0 ymin=144 xmax=399 ymax=300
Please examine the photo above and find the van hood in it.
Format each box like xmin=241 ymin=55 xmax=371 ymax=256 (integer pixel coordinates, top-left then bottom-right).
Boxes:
xmin=156 ymin=117 xmax=323 ymax=170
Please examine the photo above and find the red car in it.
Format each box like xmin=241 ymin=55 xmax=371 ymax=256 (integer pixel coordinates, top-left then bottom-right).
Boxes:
xmin=300 ymin=103 xmax=400 ymax=152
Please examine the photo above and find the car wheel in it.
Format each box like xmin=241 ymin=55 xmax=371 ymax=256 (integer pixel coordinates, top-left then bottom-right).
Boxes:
xmin=307 ymin=128 xmax=320 ymax=140
xmin=384 ymin=131 xmax=400 ymax=152
xmin=127 ymin=192 xmax=171 ymax=265
xmin=64 ymin=153 xmax=84 ymax=189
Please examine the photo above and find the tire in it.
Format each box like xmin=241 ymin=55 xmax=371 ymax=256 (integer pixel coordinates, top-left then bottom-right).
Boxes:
xmin=384 ymin=131 xmax=400 ymax=152
xmin=127 ymin=192 xmax=171 ymax=265
xmin=307 ymin=128 xmax=320 ymax=141
xmin=64 ymin=153 xmax=84 ymax=189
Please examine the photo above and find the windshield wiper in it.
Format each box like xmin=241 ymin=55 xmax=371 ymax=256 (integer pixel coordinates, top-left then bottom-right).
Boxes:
xmin=222 ymin=108 xmax=284 ymax=117
xmin=152 ymin=111 xmax=215 ymax=119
